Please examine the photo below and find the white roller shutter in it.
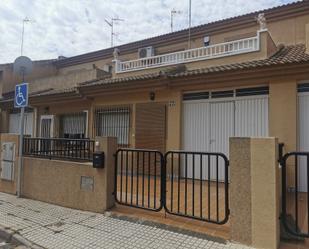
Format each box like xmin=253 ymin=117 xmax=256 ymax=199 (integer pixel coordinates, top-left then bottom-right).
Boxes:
xmin=182 ymin=87 xmax=269 ymax=181
xmin=235 ymin=96 xmax=269 ymax=137
xmin=298 ymin=92 xmax=309 ymax=192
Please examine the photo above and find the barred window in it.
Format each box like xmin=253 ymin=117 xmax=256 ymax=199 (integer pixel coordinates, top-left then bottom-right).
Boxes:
xmin=59 ymin=112 xmax=87 ymax=139
xmin=94 ymin=107 xmax=130 ymax=147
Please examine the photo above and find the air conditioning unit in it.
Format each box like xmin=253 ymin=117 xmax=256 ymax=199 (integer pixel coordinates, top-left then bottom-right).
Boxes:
xmin=138 ymin=46 xmax=155 ymax=58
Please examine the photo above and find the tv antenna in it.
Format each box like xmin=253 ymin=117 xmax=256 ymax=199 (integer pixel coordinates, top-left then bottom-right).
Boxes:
xmin=171 ymin=9 xmax=182 ymax=32
xmin=105 ymin=17 xmax=124 ymax=47
xmin=188 ymin=0 xmax=192 ymax=49
xmin=21 ymin=17 xmax=35 ymax=56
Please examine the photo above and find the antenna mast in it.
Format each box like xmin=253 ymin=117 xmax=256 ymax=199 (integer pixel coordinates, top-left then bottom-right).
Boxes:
xmin=21 ymin=17 xmax=34 ymax=56
xmin=105 ymin=17 xmax=124 ymax=47
xmin=188 ymin=0 xmax=192 ymax=49
xmin=171 ymin=9 xmax=182 ymax=32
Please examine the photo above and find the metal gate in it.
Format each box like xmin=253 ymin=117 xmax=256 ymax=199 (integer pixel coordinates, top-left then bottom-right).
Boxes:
xmin=281 ymin=151 xmax=309 ymax=237
xmin=114 ymin=148 xmax=229 ymax=224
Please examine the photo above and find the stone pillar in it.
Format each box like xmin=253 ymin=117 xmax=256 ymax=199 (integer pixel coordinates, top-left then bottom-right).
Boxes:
xmin=230 ymin=137 xmax=279 ymax=249
xmin=95 ymin=136 xmax=117 ymax=210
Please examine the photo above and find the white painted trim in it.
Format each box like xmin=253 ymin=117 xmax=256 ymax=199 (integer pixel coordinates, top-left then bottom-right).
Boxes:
xmin=40 ymin=115 xmax=54 ymax=138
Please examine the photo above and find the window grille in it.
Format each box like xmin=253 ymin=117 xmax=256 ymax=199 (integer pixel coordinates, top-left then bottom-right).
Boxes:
xmin=94 ymin=107 xmax=130 ymax=147
xmin=59 ymin=112 xmax=87 ymax=139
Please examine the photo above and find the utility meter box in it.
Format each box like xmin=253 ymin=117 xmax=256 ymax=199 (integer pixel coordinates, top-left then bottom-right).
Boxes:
xmin=93 ymin=152 xmax=104 ymax=168
xmin=0 ymin=142 xmax=16 ymax=181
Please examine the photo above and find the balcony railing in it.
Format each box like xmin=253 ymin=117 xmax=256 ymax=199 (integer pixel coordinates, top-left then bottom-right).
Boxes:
xmin=23 ymin=137 xmax=95 ymax=162
xmin=115 ymin=35 xmax=260 ymax=73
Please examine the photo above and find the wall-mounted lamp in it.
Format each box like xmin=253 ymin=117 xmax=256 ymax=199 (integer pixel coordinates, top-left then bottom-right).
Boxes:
xmin=44 ymin=106 xmax=49 ymax=114
xmin=149 ymin=91 xmax=155 ymax=101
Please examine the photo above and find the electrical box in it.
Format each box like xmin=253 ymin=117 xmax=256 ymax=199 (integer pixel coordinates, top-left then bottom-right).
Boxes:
xmin=2 ymin=142 xmax=15 ymax=161
xmin=0 ymin=142 xmax=16 ymax=181
xmin=93 ymin=152 xmax=104 ymax=168
xmin=1 ymin=161 xmax=14 ymax=181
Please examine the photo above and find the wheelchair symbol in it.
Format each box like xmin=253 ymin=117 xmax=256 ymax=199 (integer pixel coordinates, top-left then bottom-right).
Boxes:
xmin=15 ymin=86 xmax=26 ymax=106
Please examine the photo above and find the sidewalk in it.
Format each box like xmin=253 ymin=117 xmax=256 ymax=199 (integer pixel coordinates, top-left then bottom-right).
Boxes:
xmin=0 ymin=192 xmax=251 ymax=249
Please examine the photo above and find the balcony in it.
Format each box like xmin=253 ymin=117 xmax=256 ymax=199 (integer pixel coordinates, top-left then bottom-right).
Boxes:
xmin=115 ymin=34 xmax=260 ymax=74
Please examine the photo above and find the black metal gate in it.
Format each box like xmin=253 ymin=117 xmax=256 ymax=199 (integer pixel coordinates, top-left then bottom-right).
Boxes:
xmin=114 ymin=148 xmax=229 ymax=224
xmin=281 ymin=151 xmax=309 ymax=238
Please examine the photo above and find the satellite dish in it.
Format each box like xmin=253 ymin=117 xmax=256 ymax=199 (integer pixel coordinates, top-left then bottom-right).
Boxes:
xmin=13 ymin=56 xmax=33 ymax=78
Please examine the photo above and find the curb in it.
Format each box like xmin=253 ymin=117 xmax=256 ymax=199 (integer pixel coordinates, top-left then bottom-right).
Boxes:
xmin=0 ymin=225 xmax=44 ymax=249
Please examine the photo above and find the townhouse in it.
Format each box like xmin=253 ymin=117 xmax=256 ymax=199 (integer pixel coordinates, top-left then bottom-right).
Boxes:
xmin=1 ymin=1 xmax=309 ymax=189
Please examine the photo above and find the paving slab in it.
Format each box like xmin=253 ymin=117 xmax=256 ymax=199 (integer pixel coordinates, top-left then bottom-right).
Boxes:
xmin=0 ymin=192 xmax=253 ymax=249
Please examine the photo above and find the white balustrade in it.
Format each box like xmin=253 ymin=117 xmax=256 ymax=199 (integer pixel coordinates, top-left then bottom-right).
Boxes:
xmin=115 ymin=35 xmax=259 ymax=73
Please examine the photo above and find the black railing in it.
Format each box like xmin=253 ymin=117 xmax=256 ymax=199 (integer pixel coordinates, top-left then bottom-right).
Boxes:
xmin=23 ymin=137 xmax=95 ymax=162
xmin=164 ymin=151 xmax=229 ymax=224
xmin=114 ymin=148 xmax=164 ymax=211
xmin=281 ymin=151 xmax=309 ymax=238
xmin=114 ymin=148 xmax=230 ymax=224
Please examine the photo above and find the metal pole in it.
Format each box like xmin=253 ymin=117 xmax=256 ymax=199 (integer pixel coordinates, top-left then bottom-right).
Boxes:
xmin=111 ymin=19 xmax=114 ymax=47
xmin=17 ymin=106 xmax=25 ymax=197
xmin=171 ymin=11 xmax=173 ymax=32
xmin=21 ymin=21 xmax=25 ymax=56
xmin=188 ymin=0 xmax=192 ymax=49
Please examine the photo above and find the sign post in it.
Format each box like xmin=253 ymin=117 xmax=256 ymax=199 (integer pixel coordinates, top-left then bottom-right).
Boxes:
xmin=14 ymin=83 xmax=28 ymax=197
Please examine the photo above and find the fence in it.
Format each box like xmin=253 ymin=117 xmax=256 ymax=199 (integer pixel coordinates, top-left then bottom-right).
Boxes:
xmin=114 ymin=148 xmax=163 ymax=211
xmin=23 ymin=137 xmax=95 ymax=162
xmin=114 ymin=148 xmax=229 ymax=224
xmin=281 ymin=151 xmax=309 ymax=238
xmin=164 ymin=151 xmax=229 ymax=224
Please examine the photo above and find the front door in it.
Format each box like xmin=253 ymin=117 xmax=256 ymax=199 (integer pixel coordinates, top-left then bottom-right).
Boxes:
xmin=40 ymin=115 xmax=54 ymax=138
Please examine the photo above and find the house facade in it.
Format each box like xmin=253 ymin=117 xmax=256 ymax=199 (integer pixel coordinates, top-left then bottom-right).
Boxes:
xmin=1 ymin=1 xmax=309 ymax=189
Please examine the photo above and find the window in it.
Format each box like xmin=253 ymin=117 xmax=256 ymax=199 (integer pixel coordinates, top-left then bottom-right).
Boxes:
xmin=94 ymin=107 xmax=130 ymax=147
xmin=59 ymin=112 xmax=87 ymax=139
xmin=9 ymin=110 xmax=33 ymax=136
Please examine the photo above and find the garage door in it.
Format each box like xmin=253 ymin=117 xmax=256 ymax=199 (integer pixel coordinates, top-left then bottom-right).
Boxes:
xmin=298 ymin=84 xmax=309 ymax=192
xmin=182 ymin=87 xmax=269 ymax=179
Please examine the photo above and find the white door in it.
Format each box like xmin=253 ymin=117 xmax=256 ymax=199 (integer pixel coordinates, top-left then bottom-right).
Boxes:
xmin=182 ymin=101 xmax=210 ymax=179
xmin=298 ymin=93 xmax=309 ymax=192
xmin=209 ymin=102 xmax=234 ymax=181
xmin=209 ymin=101 xmax=234 ymax=156
xmin=182 ymin=93 xmax=269 ymax=180
xmin=40 ymin=115 xmax=54 ymax=138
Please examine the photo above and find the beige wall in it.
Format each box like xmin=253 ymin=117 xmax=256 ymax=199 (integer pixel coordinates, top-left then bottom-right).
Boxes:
xmin=92 ymin=89 xmax=182 ymax=150
xmin=0 ymin=134 xmax=118 ymax=213
xmin=269 ymin=79 xmax=297 ymax=187
xmin=0 ymin=61 xmax=56 ymax=95
xmin=29 ymin=68 xmax=106 ymax=93
xmin=22 ymin=137 xmax=117 ymax=213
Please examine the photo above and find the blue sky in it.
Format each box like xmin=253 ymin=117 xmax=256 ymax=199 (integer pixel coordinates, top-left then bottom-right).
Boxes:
xmin=0 ymin=0 xmax=299 ymax=63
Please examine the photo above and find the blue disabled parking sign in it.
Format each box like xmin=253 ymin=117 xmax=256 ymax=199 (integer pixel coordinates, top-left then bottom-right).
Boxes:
xmin=14 ymin=83 xmax=28 ymax=108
